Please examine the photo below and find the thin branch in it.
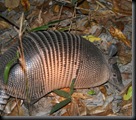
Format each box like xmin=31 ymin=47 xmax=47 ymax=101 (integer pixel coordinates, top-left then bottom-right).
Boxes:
xmin=0 ymin=14 xmax=19 ymax=29
xmin=69 ymin=2 xmax=77 ymax=32
xmin=96 ymin=0 xmax=106 ymax=9
xmin=14 ymin=13 xmax=31 ymax=115
xmin=55 ymin=5 xmax=64 ymax=29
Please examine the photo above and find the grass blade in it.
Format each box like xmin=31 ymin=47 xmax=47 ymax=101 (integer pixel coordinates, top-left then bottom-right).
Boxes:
xmin=30 ymin=19 xmax=65 ymax=32
xmin=4 ymin=51 xmax=19 ymax=84
xmin=47 ymin=19 xmax=64 ymax=25
xmin=30 ymin=25 xmax=49 ymax=32
xmin=69 ymin=78 xmax=76 ymax=95
xmin=53 ymin=89 xmax=70 ymax=98
xmin=50 ymin=97 xmax=71 ymax=114
xmin=4 ymin=58 xmax=17 ymax=84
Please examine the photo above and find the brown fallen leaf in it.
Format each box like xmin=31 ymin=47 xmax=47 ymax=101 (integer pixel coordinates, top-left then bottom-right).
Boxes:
xmin=4 ymin=0 xmax=20 ymax=9
xmin=78 ymin=0 xmax=90 ymax=14
xmin=60 ymin=88 xmax=70 ymax=93
xmin=109 ymin=26 xmax=131 ymax=48
xmin=72 ymin=92 xmax=91 ymax=100
xmin=88 ymin=105 xmax=112 ymax=116
xmin=52 ymin=4 xmax=60 ymax=15
xmin=7 ymin=103 xmax=24 ymax=116
xmin=119 ymin=98 xmax=132 ymax=116
xmin=4 ymin=98 xmax=24 ymax=116
xmin=116 ymin=42 xmax=132 ymax=65
xmin=66 ymin=99 xmax=79 ymax=116
xmin=114 ymin=21 xmax=124 ymax=31
xmin=65 ymin=97 xmax=87 ymax=116
xmin=21 ymin=0 xmax=30 ymax=11
xmin=99 ymin=86 xmax=107 ymax=98
xmin=0 ymin=20 xmax=10 ymax=29
xmin=118 ymin=53 xmax=132 ymax=65
xmin=112 ymin=0 xmax=132 ymax=16
xmin=0 ymin=2 xmax=7 ymax=12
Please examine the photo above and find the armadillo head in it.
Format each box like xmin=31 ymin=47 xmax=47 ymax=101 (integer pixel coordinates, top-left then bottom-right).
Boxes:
xmin=107 ymin=44 xmax=124 ymax=91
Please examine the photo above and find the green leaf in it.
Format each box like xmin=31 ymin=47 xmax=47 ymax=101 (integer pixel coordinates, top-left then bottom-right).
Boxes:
xmin=47 ymin=19 xmax=64 ymax=25
xmin=69 ymin=78 xmax=76 ymax=95
xmin=30 ymin=25 xmax=49 ymax=32
xmin=4 ymin=51 xmax=19 ymax=84
xmin=123 ymin=86 xmax=132 ymax=100
xmin=53 ymin=89 xmax=70 ymax=98
xmin=16 ymin=50 xmax=20 ymax=58
xmin=30 ymin=19 xmax=65 ymax=32
xmin=50 ymin=97 xmax=71 ymax=114
xmin=87 ymin=90 xmax=96 ymax=95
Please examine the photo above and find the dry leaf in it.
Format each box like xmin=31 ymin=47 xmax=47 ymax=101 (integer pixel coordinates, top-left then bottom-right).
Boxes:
xmin=78 ymin=0 xmax=90 ymax=14
xmin=109 ymin=26 xmax=131 ymax=48
xmin=72 ymin=92 xmax=90 ymax=99
xmin=0 ymin=20 xmax=10 ymax=29
xmin=4 ymin=98 xmax=24 ymax=116
xmin=120 ymin=98 xmax=132 ymax=116
xmin=65 ymin=98 xmax=87 ymax=116
xmin=88 ymin=103 xmax=113 ymax=116
xmin=0 ymin=2 xmax=7 ymax=12
xmin=115 ymin=21 xmax=124 ymax=31
xmin=77 ymin=99 xmax=87 ymax=116
xmin=118 ymin=53 xmax=132 ymax=65
xmin=112 ymin=0 xmax=132 ymax=16
xmin=99 ymin=86 xmax=107 ymax=97
xmin=116 ymin=42 xmax=132 ymax=65
xmin=21 ymin=0 xmax=30 ymax=11
xmin=5 ymin=0 xmax=20 ymax=9
xmin=60 ymin=88 xmax=70 ymax=93
xmin=52 ymin=4 xmax=60 ymax=15
xmin=66 ymin=99 xmax=79 ymax=116
xmin=7 ymin=103 xmax=24 ymax=116
xmin=61 ymin=111 xmax=70 ymax=116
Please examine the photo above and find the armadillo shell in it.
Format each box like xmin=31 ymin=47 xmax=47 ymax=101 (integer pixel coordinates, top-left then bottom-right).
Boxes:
xmin=0 ymin=31 xmax=110 ymax=101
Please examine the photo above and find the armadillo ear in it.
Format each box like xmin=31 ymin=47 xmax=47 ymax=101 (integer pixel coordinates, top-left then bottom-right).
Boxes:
xmin=108 ymin=44 xmax=118 ymax=57
xmin=108 ymin=62 xmax=124 ymax=92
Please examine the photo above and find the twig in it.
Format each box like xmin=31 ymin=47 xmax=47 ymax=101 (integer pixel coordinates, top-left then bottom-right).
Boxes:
xmin=95 ymin=0 xmax=106 ymax=9
xmin=14 ymin=13 xmax=31 ymax=115
xmin=75 ymin=7 xmax=92 ymax=12
xmin=58 ymin=5 xmax=64 ymax=20
xmin=55 ymin=5 xmax=64 ymax=29
xmin=94 ymin=3 xmax=100 ymax=11
xmin=69 ymin=2 xmax=77 ymax=32
xmin=37 ymin=7 xmax=43 ymax=25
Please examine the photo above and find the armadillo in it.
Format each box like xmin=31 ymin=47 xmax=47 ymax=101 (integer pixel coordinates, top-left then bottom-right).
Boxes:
xmin=0 ymin=31 xmax=123 ymax=112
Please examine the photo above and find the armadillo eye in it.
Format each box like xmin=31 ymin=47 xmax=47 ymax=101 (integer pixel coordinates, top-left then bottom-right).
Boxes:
xmin=113 ymin=73 xmax=117 ymax=78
